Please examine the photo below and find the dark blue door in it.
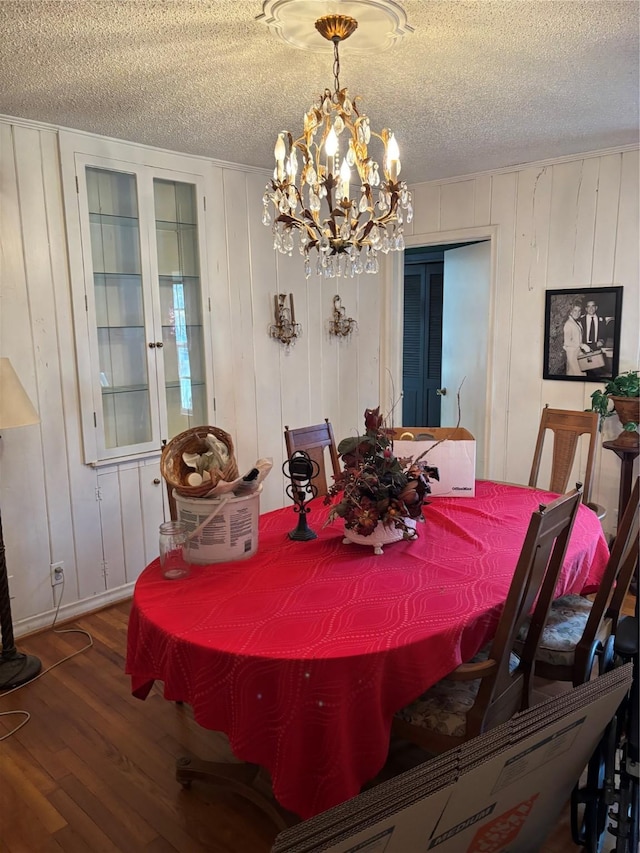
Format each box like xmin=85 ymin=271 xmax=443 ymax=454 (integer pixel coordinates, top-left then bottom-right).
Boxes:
xmin=402 ymin=255 xmax=444 ymax=427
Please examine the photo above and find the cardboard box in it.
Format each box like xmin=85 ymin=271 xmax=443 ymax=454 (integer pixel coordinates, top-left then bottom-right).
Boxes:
xmin=389 ymin=427 xmax=476 ymax=498
xmin=271 ymin=665 xmax=632 ymax=853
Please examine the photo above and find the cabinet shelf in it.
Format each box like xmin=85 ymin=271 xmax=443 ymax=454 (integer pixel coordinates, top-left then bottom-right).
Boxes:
xmin=97 ymin=324 xmax=145 ymax=331
xmin=101 ymin=383 xmax=149 ymax=396
xmin=156 ymin=218 xmax=198 ymax=228
xmin=165 ymin=380 xmax=205 ymax=390
xmin=89 ymin=212 xmax=139 ymax=225
xmin=161 ymin=324 xmax=203 ymax=331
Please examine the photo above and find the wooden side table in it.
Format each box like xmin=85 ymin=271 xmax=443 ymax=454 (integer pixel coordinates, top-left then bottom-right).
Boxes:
xmin=603 ymin=437 xmax=639 ymax=521
xmin=603 ymin=436 xmax=639 ymax=594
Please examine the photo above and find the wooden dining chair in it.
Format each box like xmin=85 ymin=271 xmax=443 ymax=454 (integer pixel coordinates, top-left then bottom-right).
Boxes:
xmin=161 ymin=440 xmax=178 ymax=520
xmin=516 ymin=477 xmax=639 ymax=687
xmin=284 ymin=419 xmax=340 ymax=497
xmin=529 ymin=406 xmax=605 ymax=519
xmin=392 ymin=487 xmax=583 ymax=755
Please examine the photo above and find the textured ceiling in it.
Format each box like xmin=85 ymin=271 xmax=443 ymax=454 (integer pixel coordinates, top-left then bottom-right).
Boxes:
xmin=0 ymin=0 xmax=638 ymax=183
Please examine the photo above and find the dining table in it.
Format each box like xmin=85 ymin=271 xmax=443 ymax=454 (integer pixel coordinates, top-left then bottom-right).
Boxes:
xmin=125 ymin=480 xmax=609 ymax=820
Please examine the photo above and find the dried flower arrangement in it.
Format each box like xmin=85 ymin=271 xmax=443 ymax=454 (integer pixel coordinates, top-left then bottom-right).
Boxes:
xmin=325 ymin=407 xmax=439 ymax=538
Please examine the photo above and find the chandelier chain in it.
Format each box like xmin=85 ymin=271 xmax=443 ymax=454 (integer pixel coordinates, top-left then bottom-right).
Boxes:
xmin=333 ymin=40 xmax=341 ymax=94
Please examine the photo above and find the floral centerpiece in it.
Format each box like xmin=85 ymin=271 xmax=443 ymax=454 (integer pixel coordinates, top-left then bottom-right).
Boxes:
xmin=325 ymin=407 xmax=439 ymax=541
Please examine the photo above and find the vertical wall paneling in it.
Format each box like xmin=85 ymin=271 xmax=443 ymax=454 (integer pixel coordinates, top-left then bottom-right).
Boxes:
xmin=473 ymin=175 xmax=492 ymax=226
xmin=205 ymin=165 xmax=236 ymax=437
xmin=572 ymin=158 xmax=600 ymax=287
xmin=339 ymin=277 xmax=364 ymax=432
xmin=614 ymin=151 xmax=640 ymax=370
xmin=221 ymin=169 xmax=259 ymax=472
xmin=506 ymin=165 xmax=553 ymax=485
xmin=303 ymin=254 xmax=325 ymax=426
xmin=13 ymin=126 xmax=79 ymax=593
xmin=547 ymin=159 xmax=585 ymax=288
xmin=602 ymin=149 xmax=640 ymax=518
xmin=592 ymin=154 xmax=622 ymax=285
xmin=277 ymin=252 xmax=312 ymax=431
xmin=118 ymin=464 xmax=145 ymax=585
xmin=356 ymin=276 xmax=383 ymax=420
xmin=1 ymin=124 xmax=62 ymax=620
xmin=318 ymin=275 xmax=341 ymax=443
xmin=411 ymin=183 xmax=440 ymax=235
xmin=487 ymin=171 xmax=518 ymax=479
xmin=246 ymin=171 xmax=286 ymax=511
xmin=440 ymin=180 xmax=475 ymax=231
xmin=96 ymin=469 xmax=124 ymax=590
xmin=40 ymin=131 xmax=103 ymax=604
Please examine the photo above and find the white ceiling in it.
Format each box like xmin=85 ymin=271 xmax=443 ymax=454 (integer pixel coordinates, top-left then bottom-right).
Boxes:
xmin=0 ymin=0 xmax=638 ymax=184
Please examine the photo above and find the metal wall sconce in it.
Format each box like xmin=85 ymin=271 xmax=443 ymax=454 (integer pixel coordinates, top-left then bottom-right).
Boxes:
xmin=328 ymin=294 xmax=357 ymax=338
xmin=269 ymin=293 xmax=301 ymax=347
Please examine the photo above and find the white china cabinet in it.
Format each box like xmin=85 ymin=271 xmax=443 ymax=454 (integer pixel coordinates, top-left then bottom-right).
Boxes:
xmin=61 ymin=137 xmax=214 ymax=465
xmin=60 ymin=134 xmax=217 ymax=582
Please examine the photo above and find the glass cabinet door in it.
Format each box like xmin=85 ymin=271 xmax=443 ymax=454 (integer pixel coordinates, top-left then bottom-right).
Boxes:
xmin=87 ymin=167 xmax=153 ymax=450
xmin=153 ymin=179 xmax=207 ymax=436
xmin=70 ymin=151 xmax=212 ymax=464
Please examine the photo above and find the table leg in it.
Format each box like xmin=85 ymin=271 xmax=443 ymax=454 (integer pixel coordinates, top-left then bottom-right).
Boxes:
xmin=175 ymin=756 xmax=296 ymax=831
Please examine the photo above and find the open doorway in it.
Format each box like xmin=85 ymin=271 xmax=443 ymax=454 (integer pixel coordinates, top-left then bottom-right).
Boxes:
xmin=402 ymin=239 xmax=491 ymax=475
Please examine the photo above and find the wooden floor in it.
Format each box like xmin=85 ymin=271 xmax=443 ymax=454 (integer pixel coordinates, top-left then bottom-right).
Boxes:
xmin=0 ymin=597 xmax=635 ymax=852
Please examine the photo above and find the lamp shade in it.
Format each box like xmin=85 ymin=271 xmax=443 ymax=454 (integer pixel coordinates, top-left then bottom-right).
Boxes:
xmin=0 ymin=358 xmax=40 ymax=429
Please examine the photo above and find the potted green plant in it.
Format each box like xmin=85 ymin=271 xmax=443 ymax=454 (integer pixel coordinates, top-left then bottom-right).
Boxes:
xmin=590 ymin=369 xmax=640 ymax=445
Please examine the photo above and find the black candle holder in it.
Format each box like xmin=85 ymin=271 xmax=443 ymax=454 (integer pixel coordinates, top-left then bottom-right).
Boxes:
xmin=283 ymin=451 xmax=319 ymax=541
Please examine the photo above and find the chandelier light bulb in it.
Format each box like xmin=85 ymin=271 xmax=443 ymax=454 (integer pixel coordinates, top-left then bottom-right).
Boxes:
xmin=386 ymin=132 xmax=400 ymax=180
xmin=274 ymin=133 xmax=286 ymax=180
xmin=263 ymin=13 xmax=413 ymax=278
xmin=325 ymin=126 xmax=339 ymax=159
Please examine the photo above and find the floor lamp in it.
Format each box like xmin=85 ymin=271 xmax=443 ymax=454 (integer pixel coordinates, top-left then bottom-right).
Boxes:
xmin=0 ymin=358 xmax=42 ymax=689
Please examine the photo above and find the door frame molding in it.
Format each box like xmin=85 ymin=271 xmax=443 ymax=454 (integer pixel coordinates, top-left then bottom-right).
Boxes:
xmin=380 ymin=224 xmax=498 ymax=472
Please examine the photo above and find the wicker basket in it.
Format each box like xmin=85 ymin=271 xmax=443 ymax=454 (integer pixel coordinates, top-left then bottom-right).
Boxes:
xmin=160 ymin=426 xmax=239 ymax=499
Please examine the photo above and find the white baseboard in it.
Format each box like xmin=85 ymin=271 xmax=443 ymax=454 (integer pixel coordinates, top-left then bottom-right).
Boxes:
xmin=13 ymin=583 xmax=134 ymax=638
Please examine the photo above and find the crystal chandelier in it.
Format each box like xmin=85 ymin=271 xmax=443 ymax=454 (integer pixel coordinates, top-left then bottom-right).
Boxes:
xmin=262 ymin=14 xmax=413 ymax=279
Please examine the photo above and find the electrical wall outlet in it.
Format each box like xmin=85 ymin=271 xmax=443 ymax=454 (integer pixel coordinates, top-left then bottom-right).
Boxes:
xmin=50 ymin=562 xmax=64 ymax=587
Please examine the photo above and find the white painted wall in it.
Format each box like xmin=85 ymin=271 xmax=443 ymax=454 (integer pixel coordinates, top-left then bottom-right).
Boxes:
xmin=0 ymin=115 xmax=638 ymax=635
xmin=392 ymin=150 xmax=639 ymax=527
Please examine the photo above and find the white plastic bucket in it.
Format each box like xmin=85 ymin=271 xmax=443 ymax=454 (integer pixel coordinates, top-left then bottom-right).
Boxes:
xmin=174 ymin=486 xmax=261 ymax=564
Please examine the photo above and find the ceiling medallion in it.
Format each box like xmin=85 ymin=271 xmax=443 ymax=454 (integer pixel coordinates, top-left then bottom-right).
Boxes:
xmin=257 ymin=1 xmax=414 ymax=55
xmin=261 ymin=10 xmax=413 ymax=279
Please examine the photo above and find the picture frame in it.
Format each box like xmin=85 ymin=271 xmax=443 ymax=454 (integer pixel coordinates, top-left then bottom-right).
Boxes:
xmin=543 ymin=287 xmax=623 ymax=381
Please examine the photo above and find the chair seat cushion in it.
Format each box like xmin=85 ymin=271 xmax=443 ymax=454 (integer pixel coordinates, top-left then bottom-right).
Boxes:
xmin=395 ymin=647 xmax=519 ymax=739
xmin=515 ymin=594 xmax=610 ymax=668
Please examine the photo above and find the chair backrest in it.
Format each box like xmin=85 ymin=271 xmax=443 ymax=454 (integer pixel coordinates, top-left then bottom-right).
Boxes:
xmin=528 ymin=406 xmax=598 ymax=505
xmin=284 ymin=419 xmax=340 ymax=497
xmin=574 ymin=477 xmax=639 ymax=678
xmin=469 ymin=488 xmax=583 ymax=735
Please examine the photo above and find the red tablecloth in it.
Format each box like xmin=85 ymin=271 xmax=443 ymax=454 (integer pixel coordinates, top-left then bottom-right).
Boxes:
xmin=126 ymin=481 xmax=608 ymax=818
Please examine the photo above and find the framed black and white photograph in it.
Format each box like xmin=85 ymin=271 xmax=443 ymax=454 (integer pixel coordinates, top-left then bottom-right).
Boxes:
xmin=543 ymin=287 xmax=623 ymax=381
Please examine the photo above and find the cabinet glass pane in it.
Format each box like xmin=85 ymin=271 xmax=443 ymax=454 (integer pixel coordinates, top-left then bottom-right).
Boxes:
xmin=154 ymin=179 xmax=206 ymax=436
xmin=87 ymin=167 xmax=152 ymax=448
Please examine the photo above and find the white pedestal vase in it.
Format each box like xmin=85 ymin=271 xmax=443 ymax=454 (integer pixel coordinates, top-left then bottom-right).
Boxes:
xmin=342 ymin=518 xmax=417 ymax=555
